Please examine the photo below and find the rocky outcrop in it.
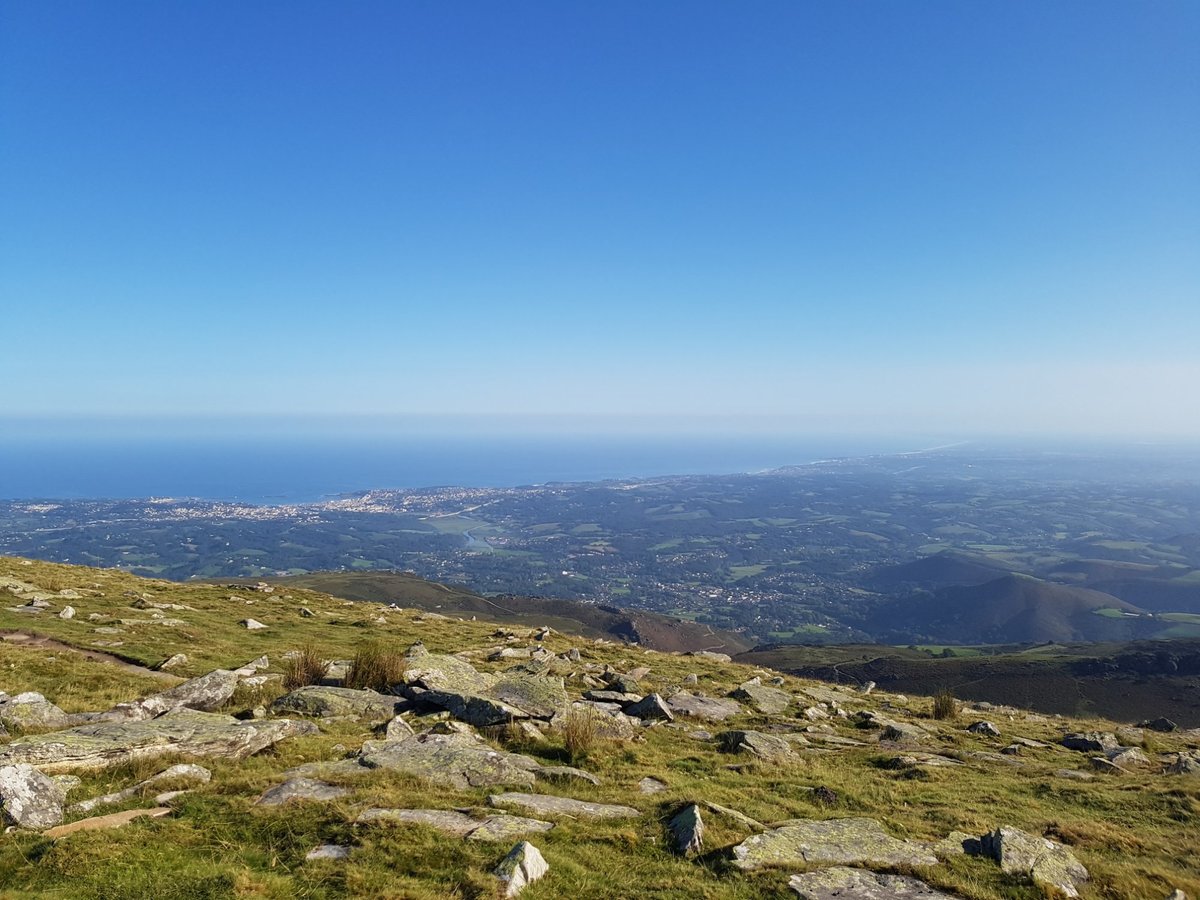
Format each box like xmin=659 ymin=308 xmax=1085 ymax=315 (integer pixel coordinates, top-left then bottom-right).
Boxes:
xmin=732 ymin=817 xmax=940 ymax=870
xmin=718 ymin=730 xmax=801 ymax=762
xmin=44 ymin=807 xmax=171 ymax=839
xmin=356 ymin=729 xmax=543 ymax=790
xmin=730 ymin=681 xmax=790 ymax=715
xmin=0 ymin=763 xmax=64 ymax=829
xmin=103 ymin=669 xmax=240 ymax=722
xmin=0 ymin=693 xmax=71 ymax=733
xmin=666 ymin=692 xmax=742 ymax=722
xmin=980 ymin=826 xmax=1089 ymax=898
xmin=1062 ymin=731 xmax=1119 ymax=753
xmin=0 ymin=709 xmax=316 ymax=773
xmin=255 ymin=777 xmax=350 ymax=806
xmin=270 ymin=686 xmax=401 ymax=723
xmin=788 ymin=867 xmax=963 ymax=899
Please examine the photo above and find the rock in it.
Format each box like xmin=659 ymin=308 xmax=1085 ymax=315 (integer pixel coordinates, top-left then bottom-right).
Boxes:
xmin=306 ymin=844 xmax=351 ymax=860
xmin=271 ymin=686 xmax=400 ymax=723
xmin=489 ymin=792 xmax=640 ymax=820
xmin=732 ymin=817 xmax=940 ymax=870
xmin=1107 ymin=747 xmax=1152 ymax=768
xmin=1009 ymin=736 xmax=1051 ymax=749
xmin=625 ymin=693 xmax=674 ymax=722
xmin=702 ymin=801 xmax=767 ymax=832
xmin=403 ymin=645 xmax=495 ymax=695
xmin=0 ymin=764 xmax=64 ymax=829
xmin=1090 ymin=756 xmax=1129 ymax=775
xmin=665 ymin=692 xmax=742 ymax=722
xmin=356 ymin=729 xmax=542 ymax=790
xmin=58 ymin=606 xmax=75 ymax=619
xmin=1055 ymin=769 xmax=1096 ymax=781
xmin=582 ymin=690 xmax=640 ymax=704
xmin=493 ymin=841 xmax=549 ymax=897
xmin=384 ymin=715 xmax=414 ymax=740
xmin=159 ymin=653 xmax=188 ymax=671
xmin=668 ymin=803 xmax=704 ymax=856
xmin=70 ymin=763 xmax=211 ymax=814
xmin=356 ymin=808 xmax=479 ymax=835
xmin=967 ymin=721 xmax=1000 ymax=737
xmin=718 ymin=730 xmax=800 ymax=762
xmin=240 ymin=619 xmax=267 ymax=630
xmin=683 ymin=674 xmax=699 ymax=685
xmin=44 ymin=807 xmax=171 ymax=838
xmin=788 ymin=867 xmax=964 ymax=899
xmin=466 ymin=814 xmax=554 ymax=843
xmin=1163 ymin=891 xmax=1188 ymax=900
xmin=0 ymin=708 xmax=316 ymax=773
xmin=932 ymin=831 xmax=979 ymax=859
xmin=730 ymin=682 xmax=791 ymax=715
xmin=1165 ymin=751 xmax=1200 ymax=776
xmin=980 ymin=826 xmax=1089 ymax=898
xmin=686 ymin=650 xmax=731 ymax=662
xmin=880 ymin=720 xmax=928 ymax=744
xmin=255 ymin=777 xmax=350 ymax=806
xmin=106 ymin=669 xmax=240 ymax=721
xmin=860 ymin=681 xmax=876 ymax=695
xmin=1140 ymin=717 xmax=1179 ymax=733
xmin=638 ymin=776 xmax=667 ymax=794
xmin=488 ymin=675 xmax=569 ymax=719
xmin=299 ymin=607 xmax=316 ymax=618
xmin=1062 ymin=731 xmax=1119 ymax=753
xmin=0 ymin=693 xmax=71 ymax=733
xmin=604 ymin=674 xmax=641 ymax=695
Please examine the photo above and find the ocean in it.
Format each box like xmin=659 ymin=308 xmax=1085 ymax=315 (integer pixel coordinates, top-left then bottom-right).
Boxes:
xmin=0 ymin=433 xmax=916 ymax=503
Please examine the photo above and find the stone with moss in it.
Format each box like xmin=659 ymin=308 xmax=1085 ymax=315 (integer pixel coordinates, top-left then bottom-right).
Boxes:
xmin=270 ymin=685 xmax=401 ymax=723
xmin=788 ymin=867 xmax=964 ymax=899
xmin=732 ymin=817 xmax=940 ymax=870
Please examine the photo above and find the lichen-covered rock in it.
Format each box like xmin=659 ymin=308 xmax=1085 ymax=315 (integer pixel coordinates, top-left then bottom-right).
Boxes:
xmin=70 ymin=763 xmax=211 ymax=814
xmin=789 ymin=867 xmax=964 ymax=899
xmin=488 ymin=675 xmax=569 ymax=720
xmin=1061 ymin=731 xmax=1119 ymax=753
xmin=419 ymin=689 xmax=530 ymax=727
xmin=967 ymin=721 xmax=1000 ymax=737
xmin=493 ymin=841 xmax=549 ymax=897
xmin=625 ymin=693 xmax=674 ymax=722
xmin=668 ymin=804 xmax=704 ymax=856
xmin=1166 ymin=751 xmax=1200 ymax=776
xmin=255 ymin=777 xmax=350 ymax=806
xmin=732 ymin=817 xmax=940 ymax=870
xmin=489 ymin=792 xmax=640 ymax=820
xmin=357 ymin=729 xmax=541 ymax=789
xmin=980 ymin=826 xmax=1089 ymax=898
xmin=0 ymin=693 xmax=70 ymax=733
xmin=731 ymin=682 xmax=790 ymax=715
xmin=306 ymin=844 xmax=350 ymax=860
xmin=356 ymin=807 xmax=554 ymax=842
xmin=666 ymin=692 xmax=742 ymax=722
xmin=403 ymin=645 xmax=496 ymax=695
xmin=270 ymin=686 xmax=400 ymax=723
xmin=0 ymin=708 xmax=316 ymax=773
xmin=105 ymin=669 xmax=240 ymax=721
xmin=0 ymin=764 xmax=64 ymax=829
xmin=718 ymin=730 xmax=801 ymax=762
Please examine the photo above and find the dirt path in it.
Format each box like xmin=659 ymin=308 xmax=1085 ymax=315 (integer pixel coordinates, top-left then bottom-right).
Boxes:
xmin=0 ymin=630 xmax=178 ymax=681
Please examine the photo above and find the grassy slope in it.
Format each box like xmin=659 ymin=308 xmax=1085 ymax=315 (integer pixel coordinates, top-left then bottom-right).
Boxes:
xmin=0 ymin=556 xmax=1195 ymax=899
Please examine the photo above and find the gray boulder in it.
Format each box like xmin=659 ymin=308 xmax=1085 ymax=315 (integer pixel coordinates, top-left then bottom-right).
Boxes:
xmin=732 ymin=817 xmax=940 ymax=870
xmin=357 ymin=729 xmax=542 ymax=790
xmin=666 ymin=692 xmax=742 ymax=722
xmin=256 ymin=777 xmax=350 ymax=806
xmin=105 ymin=669 xmax=240 ymax=721
xmin=1061 ymin=731 xmax=1119 ymax=753
xmin=980 ymin=826 xmax=1089 ymax=898
xmin=668 ymin=803 xmax=704 ymax=856
xmin=0 ymin=763 xmax=64 ymax=829
xmin=718 ymin=730 xmax=801 ymax=762
xmin=731 ymin=682 xmax=790 ymax=715
xmin=625 ymin=693 xmax=674 ymax=722
xmin=789 ymin=867 xmax=964 ymax=899
xmin=967 ymin=721 xmax=1000 ymax=737
xmin=271 ymin=686 xmax=400 ymax=723
xmin=0 ymin=693 xmax=71 ymax=733
xmin=493 ymin=841 xmax=549 ymax=897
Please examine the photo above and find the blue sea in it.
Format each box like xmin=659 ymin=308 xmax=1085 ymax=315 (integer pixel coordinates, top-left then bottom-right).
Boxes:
xmin=0 ymin=432 xmax=918 ymax=503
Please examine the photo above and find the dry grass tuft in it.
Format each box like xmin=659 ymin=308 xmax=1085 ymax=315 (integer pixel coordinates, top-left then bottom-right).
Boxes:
xmin=931 ymin=688 xmax=958 ymax=720
xmin=345 ymin=641 xmax=407 ymax=692
xmin=282 ymin=645 xmax=329 ymax=690
xmin=563 ymin=707 xmax=601 ymax=762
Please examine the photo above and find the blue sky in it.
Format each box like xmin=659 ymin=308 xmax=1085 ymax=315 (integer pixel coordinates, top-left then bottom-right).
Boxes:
xmin=1 ymin=1 xmax=1197 ymax=435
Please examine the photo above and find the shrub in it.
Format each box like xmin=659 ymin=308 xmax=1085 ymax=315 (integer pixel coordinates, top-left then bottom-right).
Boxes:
xmin=345 ymin=642 xmax=406 ymax=692
xmin=562 ymin=707 xmax=601 ymax=762
xmin=283 ymin=645 xmax=329 ymax=691
xmin=931 ymin=688 xmax=958 ymax=720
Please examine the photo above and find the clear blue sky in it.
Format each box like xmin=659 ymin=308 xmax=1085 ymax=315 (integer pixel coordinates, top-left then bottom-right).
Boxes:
xmin=2 ymin=1 xmax=1197 ymax=435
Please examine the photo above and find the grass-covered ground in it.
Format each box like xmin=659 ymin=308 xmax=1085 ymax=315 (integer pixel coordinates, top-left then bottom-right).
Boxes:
xmin=0 ymin=556 xmax=1198 ymax=899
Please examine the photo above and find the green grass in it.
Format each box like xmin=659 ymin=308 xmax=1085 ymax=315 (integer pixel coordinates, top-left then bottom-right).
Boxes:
xmin=0 ymin=556 xmax=1198 ymax=899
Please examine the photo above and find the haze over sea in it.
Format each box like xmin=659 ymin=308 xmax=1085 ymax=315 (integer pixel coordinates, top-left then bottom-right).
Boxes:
xmin=0 ymin=431 xmax=924 ymax=504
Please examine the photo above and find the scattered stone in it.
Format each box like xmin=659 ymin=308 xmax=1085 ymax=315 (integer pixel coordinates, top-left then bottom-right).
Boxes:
xmin=1165 ymin=751 xmax=1200 ymax=776
xmin=356 ymin=807 xmax=479 ymax=835
xmin=70 ymin=763 xmax=211 ymax=814
xmin=702 ymin=801 xmax=766 ymax=832
xmin=1055 ymin=769 xmax=1096 ymax=781
xmin=306 ymin=844 xmax=351 ymax=861
xmin=256 ymin=777 xmax=350 ymax=806
xmin=932 ymin=831 xmax=979 ymax=859
xmin=493 ymin=841 xmax=549 ymax=897
xmin=880 ymin=720 xmax=928 ymax=744
xmin=159 ymin=654 xmax=189 ymax=671
xmin=58 ymin=606 xmax=75 ymax=620
xmin=489 ymin=792 xmax=640 ymax=820
xmin=860 ymin=681 xmax=876 ymax=695
xmin=718 ymin=730 xmax=800 ymax=762
xmin=105 ymin=669 xmax=240 ymax=721
xmin=685 ymin=650 xmax=731 ymax=663
xmin=1108 ymin=747 xmax=1152 ymax=768
xmin=967 ymin=721 xmax=1000 ymax=737
xmin=625 ymin=693 xmax=674 ymax=722
xmin=1090 ymin=756 xmax=1129 ymax=775
xmin=535 ymin=765 xmax=600 ymax=786
xmin=789 ymin=866 xmax=964 ymax=899
xmin=981 ymin=826 xmax=1089 ymax=898
xmin=0 ymin=708 xmax=316 ymax=773
xmin=1140 ymin=717 xmax=1178 ymax=733
xmin=0 ymin=693 xmax=71 ymax=733
xmin=240 ymin=619 xmax=267 ymax=630
xmin=733 ymin=817 xmax=940 ymax=870
xmin=665 ymin=692 xmax=742 ymax=722
xmin=638 ymin=776 xmax=667 ymax=794
xmin=731 ymin=682 xmax=791 ymax=715
xmin=384 ymin=715 xmax=414 ymax=740
xmin=0 ymin=764 xmax=64 ymax=829
xmin=1062 ymin=731 xmax=1119 ymax=753
xmin=668 ymin=803 xmax=704 ymax=855
xmin=356 ymin=729 xmax=542 ymax=790
xmin=271 ymin=686 xmax=400 ymax=723
xmin=299 ymin=607 xmax=316 ymax=618
xmin=44 ymin=807 xmax=171 ymax=839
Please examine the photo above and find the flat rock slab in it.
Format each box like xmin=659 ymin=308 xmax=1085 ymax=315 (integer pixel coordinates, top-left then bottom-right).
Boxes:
xmin=718 ymin=730 xmax=802 ymax=762
xmin=44 ymin=807 xmax=171 ymax=839
xmin=666 ymin=693 xmax=742 ymax=722
xmin=357 ymin=730 xmax=541 ymax=790
xmin=489 ymin=792 xmax=640 ymax=820
xmin=306 ymin=844 xmax=351 ymax=861
xmin=981 ymin=826 xmax=1089 ymax=898
xmin=270 ymin=686 xmax=401 ymax=723
xmin=0 ymin=709 xmax=316 ymax=773
xmin=356 ymin=807 xmax=554 ymax=842
xmin=731 ymin=683 xmax=791 ymax=716
xmin=732 ymin=817 xmax=940 ymax=870
xmin=789 ymin=867 xmax=964 ymax=899
xmin=256 ymin=777 xmax=350 ymax=806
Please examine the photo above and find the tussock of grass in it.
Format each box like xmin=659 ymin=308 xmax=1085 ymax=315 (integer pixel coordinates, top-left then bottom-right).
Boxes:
xmin=562 ymin=707 xmax=602 ymax=763
xmin=282 ymin=644 xmax=329 ymax=690
xmin=344 ymin=641 xmax=406 ymax=693
xmin=932 ymin=688 xmax=959 ymax=720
